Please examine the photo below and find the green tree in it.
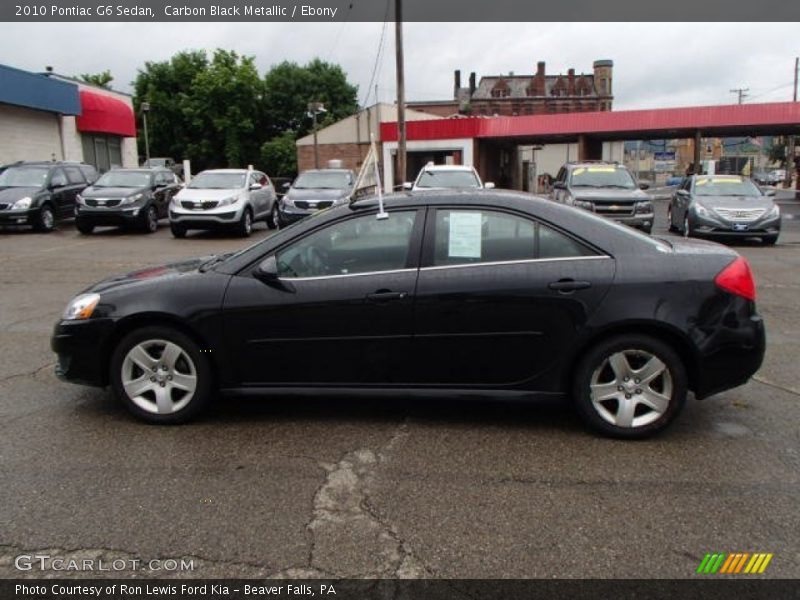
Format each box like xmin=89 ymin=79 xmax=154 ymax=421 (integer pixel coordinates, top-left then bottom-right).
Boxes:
xmin=78 ymin=70 xmax=113 ymax=88
xmin=260 ymin=130 xmax=298 ymax=177
xmin=262 ymin=59 xmax=358 ymax=139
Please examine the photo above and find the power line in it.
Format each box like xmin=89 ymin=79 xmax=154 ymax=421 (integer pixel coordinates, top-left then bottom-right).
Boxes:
xmin=360 ymin=0 xmax=390 ymax=108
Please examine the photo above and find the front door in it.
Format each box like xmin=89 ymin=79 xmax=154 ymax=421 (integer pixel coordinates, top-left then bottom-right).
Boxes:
xmin=412 ymin=207 xmax=615 ymax=386
xmin=223 ymin=209 xmax=423 ymax=385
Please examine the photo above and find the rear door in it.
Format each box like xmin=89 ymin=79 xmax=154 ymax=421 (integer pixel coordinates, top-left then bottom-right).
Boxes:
xmin=412 ymin=206 xmax=615 ymax=386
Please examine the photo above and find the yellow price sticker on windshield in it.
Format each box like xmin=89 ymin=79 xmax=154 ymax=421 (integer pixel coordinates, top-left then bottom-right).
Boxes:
xmin=587 ymin=167 xmax=616 ymax=172
xmin=573 ymin=168 xmax=586 ymax=176
xmin=714 ymin=178 xmax=742 ymax=183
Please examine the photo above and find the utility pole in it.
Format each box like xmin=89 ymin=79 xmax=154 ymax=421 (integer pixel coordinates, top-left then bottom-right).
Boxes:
xmin=307 ymin=101 xmax=326 ymax=170
xmin=394 ymin=0 xmax=407 ymax=189
xmin=729 ymin=87 xmax=749 ymax=104
xmin=787 ymin=57 xmax=798 ymax=189
xmin=140 ymin=101 xmax=151 ymax=165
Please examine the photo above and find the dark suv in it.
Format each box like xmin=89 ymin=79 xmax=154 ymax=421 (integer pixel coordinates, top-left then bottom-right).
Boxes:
xmin=551 ymin=161 xmax=654 ymax=233
xmin=75 ymin=168 xmax=182 ymax=234
xmin=0 ymin=161 xmax=97 ymax=232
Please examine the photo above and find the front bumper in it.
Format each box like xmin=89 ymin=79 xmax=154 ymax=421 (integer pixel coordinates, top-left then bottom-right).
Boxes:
xmin=51 ymin=318 xmax=116 ymax=387
xmin=169 ymin=208 xmax=240 ymax=229
xmin=0 ymin=209 xmax=36 ymax=226
xmin=690 ymin=211 xmax=781 ymax=239
xmin=76 ymin=205 xmax=144 ymax=225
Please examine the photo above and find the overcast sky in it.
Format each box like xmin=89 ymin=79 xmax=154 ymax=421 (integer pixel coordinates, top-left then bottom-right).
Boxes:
xmin=0 ymin=22 xmax=797 ymax=110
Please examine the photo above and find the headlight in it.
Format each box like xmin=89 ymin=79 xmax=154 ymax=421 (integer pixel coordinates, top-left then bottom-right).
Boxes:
xmin=217 ymin=196 xmax=239 ymax=207
xmin=281 ymin=196 xmax=294 ymax=207
xmin=11 ymin=197 xmax=32 ymax=210
xmin=76 ymin=194 xmax=86 ymax=206
xmin=332 ymin=196 xmax=349 ymax=206
xmin=693 ymin=202 xmax=711 ymax=217
xmin=62 ymin=293 xmax=100 ymax=321
xmin=573 ymin=199 xmax=594 ymax=210
xmin=120 ymin=193 xmax=145 ymax=205
xmin=765 ymin=204 xmax=780 ymax=218
xmin=635 ymin=200 xmax=653 ymax=214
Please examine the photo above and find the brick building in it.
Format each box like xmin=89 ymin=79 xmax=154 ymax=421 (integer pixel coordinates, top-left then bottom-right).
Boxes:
xmin=407 ymin=60 xmax=614 ymax=118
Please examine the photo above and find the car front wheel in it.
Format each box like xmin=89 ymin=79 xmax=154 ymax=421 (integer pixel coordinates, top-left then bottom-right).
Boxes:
xmin=268 ymin=203 xmax=280 ymax=230
xmin=110 ymin=326 xmax=212 ymax=424
xmin=170 ymin=222 xmax=187 ymax=238
xmin=35 ymin=204 xmax=56 ymax=232
xmin=236 ymin=208 xmax=253 ymax=237
xmin=76 ymin=219 xmax=95 ymax=235
xmin=141 ymin=205 xmax=158 ymax=233
xmin=572 ymin=334 xmax=688 ymax=439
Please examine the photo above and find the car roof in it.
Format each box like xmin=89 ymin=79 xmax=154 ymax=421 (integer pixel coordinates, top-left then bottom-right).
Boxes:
xmin=108 ymin=168 xmax=164 ymax=173
xmin=419 ymin=165 xmax=475 ymax=172
xmin=566 ymin=161 xmax=623 ymax=168
xmin=199 ymin=169 xmax=249 ymax=174
xmin=300 ymin=169 xmax=353 ymax=174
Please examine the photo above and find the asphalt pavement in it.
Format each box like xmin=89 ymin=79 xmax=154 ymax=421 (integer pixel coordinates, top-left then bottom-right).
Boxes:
xmin=0 ymin=200 xmax=798 ymax=579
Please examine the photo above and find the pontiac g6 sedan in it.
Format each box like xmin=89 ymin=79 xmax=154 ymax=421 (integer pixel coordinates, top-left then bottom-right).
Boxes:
xmin=52 ymin=190 xmax=765 ymax=438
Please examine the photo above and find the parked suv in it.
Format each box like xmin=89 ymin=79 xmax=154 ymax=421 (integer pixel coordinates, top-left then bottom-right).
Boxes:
xmin=0 ymin=161 xmax=97 ymax=232
xmin=75 ymin=168 xmax=182 ymax=234
xmin=551 ymin=161 xmax=654 ymax=233
xmin=278 ymin=169 xmax=355 ymax=226
xmin=409 ymin=164 xmax=494 ymax=191
xmin=169 ymin=169 xmax=278 ymax=237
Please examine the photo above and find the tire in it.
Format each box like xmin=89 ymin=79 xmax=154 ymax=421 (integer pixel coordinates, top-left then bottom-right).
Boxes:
xmin=109 ymin=326 xmax=212 ymax=424
xmin=34 ymin=204 xmax=56 ymax=233
xmin=236 ymin=208 xmax=253 ymax=237
xmin=170 ymin=222 xmax=187 ymax=238
xmin=761 ymin=235 xmax=778 ymax=246
xmin=76 ymin=219 xmax=95 ymax=235
xmin=667 ymin=205 xmax=677 ymax=232
xmin=683 ymin=213 xmax=692 ymax=238
xmin=267 ymin=202 xmax=279 ymax=230
xmin=141 ymin=204 xmax=159 ymax=233
xmin=572 ymin=334 xmax=688 ymax=439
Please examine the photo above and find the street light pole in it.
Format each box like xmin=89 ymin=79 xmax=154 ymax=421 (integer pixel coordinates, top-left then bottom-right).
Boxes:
xmin=787 ymin=57 xmax=798 ymax=189
xmin=307 ymin=101 xmax=326 ymax=170
xmin=395 ymin=0 xmax=407 ymax=189
xmin=140 ymin=101 xmax=151 ymax=165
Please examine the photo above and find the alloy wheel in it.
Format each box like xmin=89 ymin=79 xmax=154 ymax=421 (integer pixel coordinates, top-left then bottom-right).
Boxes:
xmin=41 ymin=207 xmax=55 ymax=230
xmin=147 ymin=206 xmax=158 ymax=232
xmin=121 ymin=339 xmax=197 ymax=415
xmin=589 ymin=349 xmax=673 ymax=429
xmin=683 ymin=215 xmax=690 ymax=238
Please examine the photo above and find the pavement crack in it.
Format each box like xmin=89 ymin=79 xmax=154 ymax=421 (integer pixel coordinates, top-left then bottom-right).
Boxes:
xmin=0 ymin=362 xmax=55 ymax=384
xmin=752 ymin=375 xmax=800 ymax=397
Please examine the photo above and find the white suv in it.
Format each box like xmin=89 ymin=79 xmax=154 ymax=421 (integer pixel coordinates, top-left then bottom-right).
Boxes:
xmin=409 ymin=164 xmax=494 ymax=191
xmin=169 ymin=169 xmax=278 ymax=238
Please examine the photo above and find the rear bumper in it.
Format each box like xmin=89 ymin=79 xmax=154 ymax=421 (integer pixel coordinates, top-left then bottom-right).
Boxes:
xmin=51 ymin=318 xmax=116 ymax=387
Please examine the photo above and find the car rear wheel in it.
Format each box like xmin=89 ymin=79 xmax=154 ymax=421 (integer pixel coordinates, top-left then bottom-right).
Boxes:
xmin=34 ymin=204 xmax=56 ymax=233
xmin=110 ymin=326 xmax=212 ymax=424
xmin=236 ymin=208 xmax=253 ymax=237
xmin=141 ymin=205 xmax=158 ymax=233
xmin=76 ymin=219 xmax=94 ymax=235
xmin=268 ymin=203 xmax=280 ymax=230
xmin=170 ymin=222 xmax=187 ymax=238
xmin=572 ymin=334 xmax=688 ymax=439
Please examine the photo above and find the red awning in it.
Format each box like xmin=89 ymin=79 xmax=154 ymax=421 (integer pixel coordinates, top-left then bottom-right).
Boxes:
xmin=75 ymin=89 xmax=136 ymax=137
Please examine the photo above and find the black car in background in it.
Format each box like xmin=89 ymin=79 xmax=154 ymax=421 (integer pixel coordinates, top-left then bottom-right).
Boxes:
xmin=52 ymin=190 xmax=765 ymax=439
xmin=668 ymin=175 xmax=781 ymax=245
xmin=278 ymin=168 xmax=355 ymax=226
xmin=0 ymin=161 xmax=97 ymax=232
xmin=551 ymin=161 xmax=654 ymax=233
xmin=76 ymin=168 xmax=182 ymax=234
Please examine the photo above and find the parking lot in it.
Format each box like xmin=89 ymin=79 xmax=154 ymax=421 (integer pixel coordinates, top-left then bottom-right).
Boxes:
xmin=1 ymin=196 xmax=799 ymax=579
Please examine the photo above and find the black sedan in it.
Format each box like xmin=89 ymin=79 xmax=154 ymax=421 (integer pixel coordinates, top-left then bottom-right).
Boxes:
xmin=668 ymin=175 xmax=781 ymax=244
xmin=52 ymin=191 xmax=765 ymax=438
xmin=75 ymin=168 xmax=182 ymax=234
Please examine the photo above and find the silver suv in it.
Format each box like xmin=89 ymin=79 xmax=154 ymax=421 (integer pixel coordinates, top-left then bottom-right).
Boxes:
xmin=169 ymin=169 xmax=278 ymax=237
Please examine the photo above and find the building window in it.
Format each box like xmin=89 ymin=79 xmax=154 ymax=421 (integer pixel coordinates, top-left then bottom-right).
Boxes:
xmin=81 ymin=133 xmax=123 ymax=173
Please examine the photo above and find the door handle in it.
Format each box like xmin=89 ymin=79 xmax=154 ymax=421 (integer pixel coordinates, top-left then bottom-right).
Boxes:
xmin=548 ymin=279 xmax=592 ymax=293
xmin=366 ymin=290 xmax=408 ymax=303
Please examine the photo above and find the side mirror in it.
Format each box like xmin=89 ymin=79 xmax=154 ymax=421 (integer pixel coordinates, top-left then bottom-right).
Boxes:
xmin=49 ymin=178 xmax=67 ymax=189
xmin=402 ymin=182 xmax=413 ymax=190
xmin=553 ymin=181 xmax=566 ymax=190
xmin=638 ymin=182 xmax=650 ymax=190
xmin=484 ymin=182 xmax=495 ymax=189
xmin=282 ymin=182 xmax=291 ymax=190
xmin=249 ymin=183 xmax=263 ymax=191
xmin=253 ymin=256 xmax=295 ymax=292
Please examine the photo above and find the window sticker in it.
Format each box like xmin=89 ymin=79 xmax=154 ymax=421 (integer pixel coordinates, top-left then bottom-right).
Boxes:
xmin=448 ymin=211 xmax=482 ymax=258
xmin=572 ymin=168 xmax=586 ymax=176
xmin=587 ymin=167 xmax=617 ymax=172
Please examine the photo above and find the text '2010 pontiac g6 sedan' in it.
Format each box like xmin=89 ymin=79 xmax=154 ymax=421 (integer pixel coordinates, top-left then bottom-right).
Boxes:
xmin=52 ymin=190 xmax=765 ymax=438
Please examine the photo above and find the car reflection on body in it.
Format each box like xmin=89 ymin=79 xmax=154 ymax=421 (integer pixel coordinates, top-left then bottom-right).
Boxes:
xmin=52 ymin=190 xmax=764 ymax=438
xmin=668 ymin=174 xmax=781 ymax=245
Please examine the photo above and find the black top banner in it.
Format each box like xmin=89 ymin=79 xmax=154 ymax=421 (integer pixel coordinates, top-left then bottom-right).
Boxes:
xmin=4 ymin=0 xmax=800 ymax=22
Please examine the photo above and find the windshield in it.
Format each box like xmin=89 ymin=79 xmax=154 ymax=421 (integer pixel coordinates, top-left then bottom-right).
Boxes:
xmin=94 ymin=171 xmax=153 ymax=188
xmin=0 ymin=166 xmax=49 ymax=188
xmin=415 ymin=170 xmax=481 ymax=189
xmin=570 ymin=166 xmax=636 ymax=189
xmin=293 ymin=171 xmax=352 ymax=190
xmin=188 ymin=172 xmax=246 ymax=189
xmin=694 ymin=176 xmax=761 ymax=196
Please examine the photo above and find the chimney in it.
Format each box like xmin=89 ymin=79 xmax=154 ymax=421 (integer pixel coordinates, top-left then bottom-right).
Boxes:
xmin=469 ymin=72 xmax=476 ymax=96
xmin=454 ymin=69 xmax=461 ymax=98
xmin=533 ymin=61 xmax=546 ymax=96
xmin=567 ymin=68 xmax=576 ymax=95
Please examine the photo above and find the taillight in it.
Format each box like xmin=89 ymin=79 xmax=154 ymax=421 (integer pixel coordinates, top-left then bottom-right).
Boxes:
xmin=715 ymin=256 xmax=756 ymax=301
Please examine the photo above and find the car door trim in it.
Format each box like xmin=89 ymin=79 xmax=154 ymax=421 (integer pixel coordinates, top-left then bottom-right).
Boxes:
xmin=419 ymin=255 xmax=611 ymax=273
xmin=280 ymin=267 xmax=418 ymax=282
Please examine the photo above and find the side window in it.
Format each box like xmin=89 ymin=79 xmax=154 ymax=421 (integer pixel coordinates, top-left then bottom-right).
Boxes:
xmin=249 ymin=172 xmax=261 ymax=186
xmin=277 ymin=211 xmax=417 ymax=278
xmin=80 ymin=165 xmax=99 ymax=183
xmin=49 ymin=169 xmax=68 ymax=188
xmin=555 ymin=167 xmax=566 ymax=183
xmin=433 ymin=209 xmax=596 ymax=267
xmin=433 ymin=209 xmax=535 ymax=266
xmin=538 ymin=223 xmax=596 ymax=259
xmin=258 ymin=172 xmax=269 ymax=186
xmin=64 ymin=166 xmax=85 ymax=184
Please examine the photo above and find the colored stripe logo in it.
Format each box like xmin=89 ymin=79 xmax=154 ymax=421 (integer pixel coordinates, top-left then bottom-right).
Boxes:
xmin=696 ymin=552 xmax=773 ymax=574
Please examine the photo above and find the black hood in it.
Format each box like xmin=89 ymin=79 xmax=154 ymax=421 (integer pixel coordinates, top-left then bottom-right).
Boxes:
xmin=82 ymin=185 xmax=150 ymax=198
xmin=0 ymin=186 xmax=41 ymax=204
xmin=86 ymin=255 xmax=216 ymax=295
xmin=286 ymin=187 xmax=350 ymax=202
xmin=572 ymin=187 xmax=648 ymax=203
